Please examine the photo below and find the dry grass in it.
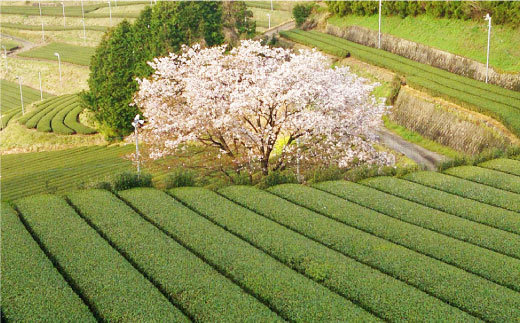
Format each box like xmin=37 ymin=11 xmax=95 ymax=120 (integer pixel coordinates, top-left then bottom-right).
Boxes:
xmin=2 ymin=27 xmax=105 ymax=47
xmin=1 ymin=57 xmax=89 ymax=95
xmin=250 ymin=7 xmax=292 ymax=32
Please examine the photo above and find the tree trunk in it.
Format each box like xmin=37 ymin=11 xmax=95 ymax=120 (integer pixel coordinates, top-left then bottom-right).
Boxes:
xmin=261 ymin=158 xmax=269 ymax=176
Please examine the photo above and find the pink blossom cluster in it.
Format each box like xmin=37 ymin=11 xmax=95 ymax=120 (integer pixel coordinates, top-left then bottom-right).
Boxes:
xmin=134 ymin=40 xmax=394 ymax=174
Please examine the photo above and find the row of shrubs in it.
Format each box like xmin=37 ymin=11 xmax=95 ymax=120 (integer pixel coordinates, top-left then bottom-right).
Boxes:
xmin=327 ymin=1 xmax=520 ymax=26
xmin=122 ymin=188 xmax=374 ymax=322
xmin=177 ymin=186 xmax=474 ymax=322
xmin=228 ymin=184 xmax=520 ymax=322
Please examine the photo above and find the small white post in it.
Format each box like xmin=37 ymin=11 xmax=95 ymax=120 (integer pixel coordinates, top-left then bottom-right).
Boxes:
xmin=267 ymin=13 xmax=271 ymax=29
xmin=378 ymin=0 xmax=382 ymax=49
xmin=16 ymin=76 xmax=24 ymax=115
xmin=38 ymin=72 xmax=43 ymax=100
xmin=61 ymin=2 xmax=66 ymax=27
xmin=54 ymin=52 xmax=62 ymax=83
xmin=484 ymin=13 xmax=492 ymax=83
xmin=39 ymin=0 xmax=45 ymax=40
xmin=81 ymin=19 xmax=86 ymax=45
xmin=2 ymin=46 xmax=7 ymax=70
xmin=132 ymin=114 xmax=144 ymax=177
xmin=107 ymin=1 xmax=112 ymax=25
xmin=81 ymin=0 xmax=85 ymax=19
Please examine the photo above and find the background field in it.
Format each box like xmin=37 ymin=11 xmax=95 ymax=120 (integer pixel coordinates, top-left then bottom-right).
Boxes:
xmin=327 ymin=14 xmax=520 ymax=73
xmin=19 ymin=43 xmax=96 ymax=66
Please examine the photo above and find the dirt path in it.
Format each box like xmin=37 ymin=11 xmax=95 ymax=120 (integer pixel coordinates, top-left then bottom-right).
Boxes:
xmin=377 ymin=128 xmax=446 ymax=170
xmin=1 ymin=33 xmax=36 ymax=55
xmin=263 ymin=20 xmax=296 ymax=38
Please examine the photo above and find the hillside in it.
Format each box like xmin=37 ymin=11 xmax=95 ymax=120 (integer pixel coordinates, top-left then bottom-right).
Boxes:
xmin=3 ymin=156 xmax=520 ymax=321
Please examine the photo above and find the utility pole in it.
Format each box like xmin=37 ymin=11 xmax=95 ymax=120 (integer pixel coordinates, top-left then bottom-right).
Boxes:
xmin=54 ymin=52 xmax=62 ymax=83
xmin=107 ymin=1 xmax=112 ymax=25
xmin=16 ymin=76 xmax=24 ymax=115
xmin=378 ymin=0 xmax=382 ymax=49
xmin=132 ymin=114 xmax=144 ymax=177
xmin=39 ymin=0 xmax=45 ymax=40
xmin=61 ymin=2 xmax=66 ymax=27
xmin=484 ymin=13 xmax=492 ymax=83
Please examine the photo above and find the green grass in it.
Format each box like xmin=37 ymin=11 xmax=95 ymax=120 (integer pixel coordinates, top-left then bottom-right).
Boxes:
xmin=1 ymin=203 xmax=95 ymax=322
xmin=1 ymin=2 xmax=146 ymax=18
xmin=0 ymin=38 xmax=20 ymax=51
xmin=65 ymin=104 xmax=97 ymax=134
xmin=0 ymin=22 xmax=108 ymax=32
xmin=261 ymin=184 xmax=520 ymax=322
xmin=15 ymin=194 xmax=186 ymax=321
xmin=1 ymin=145 xmax=133 ymax=201
xmin=281 ymin=30 xmax=520 ymax=136
xmin=18 ymin=43 xmax=96 ymax=66
xmin=382 ymin=115 xmax=464 ymax=159
xmin=404 ymin=171 xmax=520 ymax=212
xmin=444 ymin=165 xmax=520 ymax=194
xmin=327 ymin=14 xmax=520 ymax=73
xmin=1 ymin=79 xmax=52 ymax=119
xmin=279 ymin=30 xmax=349 ymax=57
xmin=250 ymin=7 xmax=293 ymax=32
xmin=121 ymin=188 xmax=378 ymax=322
xmin=479 ymin=158 xmax=520 ymax=176
xmin=67 ymin=189 xmax=281 ymax=322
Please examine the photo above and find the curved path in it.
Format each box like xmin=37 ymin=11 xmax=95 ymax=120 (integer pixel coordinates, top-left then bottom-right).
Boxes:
xmin=0 ymin=33 xmax=36 ymax=55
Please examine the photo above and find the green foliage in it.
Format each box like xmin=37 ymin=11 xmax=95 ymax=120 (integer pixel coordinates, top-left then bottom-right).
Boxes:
xmin=292 ymin=3 xmax=313 ymax=27
xmin=281 ymin=30 xmax=520 ymax=136
xmin=404 ymin=171 xmax=520 ymax=212
xmin=164 ymin=169 xmax=196 ymax=189
xmin=112 ymin=172 xmax=153 ymax=191
xmin=68 ymin=189 xmax=281 ymax=322
xmin=362 ymin=175 xmax=520 ymax=236
xmin=257 ymin=170 xmax=298 ymax=188
xmin=444 ymin=165 xmax=520 ymax=194
xmin=122 ymin=188 xmax=376 ymax=322
xmin=479 ymin=158 xmax=520 ymax=176
xmin=64 ymin=105 xmax=97 ymax=134
xmin=269 ymin=184 xmax=520 ymax=322
xmin=15 ymin=194 xmax=185 ymax=321
xmin=18 ymin=43 xmax=96 ymax=66
xmin=83 ymin=2 xmax=226 ymax=137
xmin=327 ymin=1 xmax=520 ymax=26
xmin=1 ymin=203 xmax=95 ymax=322
xmin=1 ymin=145 xmax=133 ymax=201
xmin=218 ymin=186 xmax=476 ymax=321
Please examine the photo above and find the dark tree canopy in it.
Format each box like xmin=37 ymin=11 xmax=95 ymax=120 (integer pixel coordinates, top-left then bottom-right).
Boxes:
xmin=83 ymin=1 xmax=253 ymax=138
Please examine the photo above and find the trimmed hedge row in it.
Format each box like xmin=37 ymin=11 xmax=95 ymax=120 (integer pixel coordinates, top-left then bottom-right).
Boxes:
xmin=445 ymin=166 xmax=520 ymax=194
xmin=119 ymin=188 xmax=378 ymax=322
xmin=404 ymin=171 xmax=520 ymax=212
xmin=1 ymin=23 xmax=108 ymax=32
xmin=268 ymin=184 xmax=520 ymax=322
xmin=36 ymin=101 xmax=78 ymax=133
xmin=360 ymin=176 xmax=520 ymax=235
xmin=14 ymin=194 xmax=186 ymax=322
xmin=0 ymin=79 xmax=52 ymax=115
xmin=207 ymin=186 xmax=476 ymax=322
xmin=316 ymin=180 xmax=520 ymax=260
xmin=279 ymin=31 xmax=349 ymax=57
xmin=65 ymin=105 xmax=97 ymax=134
xmin=67 ymin=189 xmax=281 ymax=322
xmin=24 ymin=95 xmax=77 ymax=129
xmin=0 ymin=110 xmax=21 ymax=130
xmin=17 ymin=95 xmax=67 ymax=125
xmin=51 ymin=102 xmax=78 ymax=135
xmin=19 ymin=43 xmax=96 ymax=67
xmin=479 ymin=158 xmax=520 ymax=176
xmin=1 ymin=203 xmax=95 ymax=322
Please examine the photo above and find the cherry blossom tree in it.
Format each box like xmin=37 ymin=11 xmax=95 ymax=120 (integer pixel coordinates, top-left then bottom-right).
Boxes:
xmin=134 ymin=40 xmax=394 ymax=176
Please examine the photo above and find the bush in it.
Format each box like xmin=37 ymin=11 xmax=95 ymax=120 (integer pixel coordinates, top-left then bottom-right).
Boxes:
xmin=257 ymin=170 xmax=298 ymax=188
xmin=164 ymin=169 xmax=196 ymax=189
xmin=293 ymin=4 xmax=313 ymax=27
xmin=112 ymin=172 xmax=153 ymax=191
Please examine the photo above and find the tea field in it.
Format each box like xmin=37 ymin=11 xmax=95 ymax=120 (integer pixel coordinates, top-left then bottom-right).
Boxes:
xmin=18 ymin=43 xmax=96 ymax=66
xmin=2 ymin=158 xmax=520 ymax=321
xmin=280 ymin=30 xmax=520 ymax=137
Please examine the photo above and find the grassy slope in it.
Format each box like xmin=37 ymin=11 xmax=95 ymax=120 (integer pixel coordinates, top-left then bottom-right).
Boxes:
xmin=0 ymin=38 xmax=21 ymax=51
xmin=328 ymin=14 xmax=520 ymax=73
xmin=18 ymin=43 xmax=96 ymax=66
xmin=250 ymin=7 xmax=293 ymax=32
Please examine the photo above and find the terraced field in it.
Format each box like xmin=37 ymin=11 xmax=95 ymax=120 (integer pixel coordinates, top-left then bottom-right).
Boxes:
xmin=0 ymin=2 xmax=146 ymax=18
xmin=280 ymin=30 xmax=520 ymax=137
xmin=2 ymin=158 xmax=519 ymax=321
xmin=1 ymin=79 xmax=53 ymax=129
xmin=17 ymin=94 xmax=96 ymax=135
xmin=18 ymin=43 xmax=96 ymax=66
xmin=1 ymin=145 xmax=132 ymax=201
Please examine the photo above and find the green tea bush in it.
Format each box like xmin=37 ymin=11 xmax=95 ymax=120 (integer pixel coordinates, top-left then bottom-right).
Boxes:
xmin=257 ymin=170 xmax=298 ymax=188
xmin=164 ymin=169 xmax=196 ymax=189
xmin=480 ymin=158 xmax=520 ymax=176
xmin=445 ymin=166 xmax=520 ymax=194
xmin=293 ymin=3 xmax=313 ymax=27
xmin=112 ymin=172 xmax=153 ymax=191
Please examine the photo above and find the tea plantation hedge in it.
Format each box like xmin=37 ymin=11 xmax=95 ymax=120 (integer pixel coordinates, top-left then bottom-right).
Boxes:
xmin=4 ymin=158 xmax=520 ymax=321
